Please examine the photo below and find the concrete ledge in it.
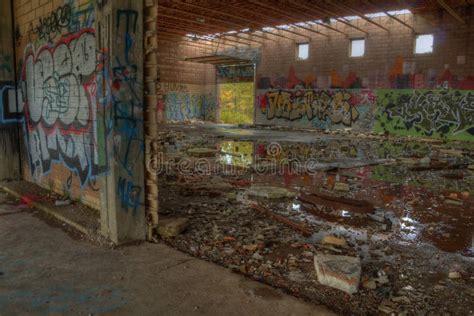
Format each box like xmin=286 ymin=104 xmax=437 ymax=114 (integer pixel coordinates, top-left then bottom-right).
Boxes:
xmin=1 ymin=185 xmax=92 ymax=237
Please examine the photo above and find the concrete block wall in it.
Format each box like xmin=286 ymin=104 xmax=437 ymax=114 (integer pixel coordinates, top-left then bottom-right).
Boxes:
xmin=255 ymin=11 xmax=474 ymax=140
xmin=257 ymin=13 xmax=474 ymax=90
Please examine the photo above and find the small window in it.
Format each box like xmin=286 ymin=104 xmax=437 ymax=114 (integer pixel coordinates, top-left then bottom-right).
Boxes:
xmin=415 ymin=34 xmax=434 ymax=54
xmin=297 ymin=43 xmax=309 ymax=60
xmin=350 ymin=39 xmax=365 ymax=57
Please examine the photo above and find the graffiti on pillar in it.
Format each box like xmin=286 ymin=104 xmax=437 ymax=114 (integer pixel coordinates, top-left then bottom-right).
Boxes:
xmin=21 ymin=28 xmax=105 ymax=187
xmin=375 ymin=89 xmax=474 ymax=141
xmin=113 ymin=8 xmax=144 ymax=214
xmin=257 ymin=89 xmax=376 ymax=130
xmin=117 ymin=176 xmax=142 ymax=215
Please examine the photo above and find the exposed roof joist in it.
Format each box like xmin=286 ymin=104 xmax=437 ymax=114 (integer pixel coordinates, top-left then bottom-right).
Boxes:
xmin=156 ymin=0 xmax=470 ymax=46
xmin=437 ymin=0 xmax=466 ymax=24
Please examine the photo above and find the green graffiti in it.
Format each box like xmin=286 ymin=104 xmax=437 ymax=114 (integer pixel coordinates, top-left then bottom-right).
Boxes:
xmin=374 ymin=89 xmax=474 ymax=141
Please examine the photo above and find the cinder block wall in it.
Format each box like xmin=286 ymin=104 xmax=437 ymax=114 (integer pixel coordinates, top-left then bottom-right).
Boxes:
xmin=14 ymin=0 xmax=102 ymax=209
xmin=157 ymin=36 xmax=217 ymax=122
xmin=257 ymin=14 xmax=474 ymax=90
xmin=255 ymin=12 xmax=474 ymax=140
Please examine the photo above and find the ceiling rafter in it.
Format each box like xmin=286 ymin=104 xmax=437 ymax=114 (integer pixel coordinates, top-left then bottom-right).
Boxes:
xmin=298 ymin=1 xmax=368 ymax=34
xmin=437 ymin=0 xmax=466 ymax=24
xmin=327 ymin=0 xmax=390 ymax=32
xmin=174 ymin=0 xmax=310 ymax=39
xmin=362 ymin=0 xmax=415 ymax=31
xmin=159 ymin=4 xmax=294 ymax=41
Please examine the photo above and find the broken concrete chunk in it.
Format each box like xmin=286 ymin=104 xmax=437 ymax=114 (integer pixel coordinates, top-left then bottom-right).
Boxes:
xmin=247 ymin=186 xmax=296 ymax=199
xmin=448 ymin=271 xmax=462 ymax=279
xmin=158 ymin=217 xmax=189 ymax=238
xmin=314 ymin=254 xmax=361 ymax=294
xmin=322 ymin=235 xmax=347 ymax=247
xmin=333 ymin=182 xmax=350 ymax=192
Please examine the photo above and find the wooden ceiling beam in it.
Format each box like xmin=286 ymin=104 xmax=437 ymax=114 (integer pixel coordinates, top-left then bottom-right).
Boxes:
xmin=328 ymin=0 xmax=390 ymax=32
xmin=271 ymin=1 xmax=347 ymax=36
xmin=363 ymin=0 xmax=415 ymax=31
xmin=157 ymin=28 xmax=240 ymax=48
xmin=159 ymin=6 xmax=245 ymax=30
xmin=437 ymin=0 xmax=466 ymax=24
xmin=157 ymin=37 xmax=214 ymax=51
xmin=245 ymin=0 xmax=312 ymax=39
xmin=159 ymin=20 xmax=257 ymax=46
xmin=300 ymin=2 xmax=368 ymax=34
xmin=239 ymin=31 xmax=278 ymax=43
xmin=224 ymin=2 xmax=325 ymax=38
xmin=173 ymin=0 xmax=306 ymax=40
xmin=159 ymin=4 xmax=293 ymax=41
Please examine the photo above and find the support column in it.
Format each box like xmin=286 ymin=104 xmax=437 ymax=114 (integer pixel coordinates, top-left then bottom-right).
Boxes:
xmin=96 ymin=0 xmax=146 ymax=244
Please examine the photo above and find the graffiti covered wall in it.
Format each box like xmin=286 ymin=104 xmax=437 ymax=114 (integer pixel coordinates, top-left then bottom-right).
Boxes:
xmin=15 ymin=0 xmax=102 ymax=208
xmin=256 ymin=88 xmax=376 ymax=131
xmin=157 ymin=83 xmax=216 ymax=122
xmin=374 ymin=89 xmax=474 ymax=141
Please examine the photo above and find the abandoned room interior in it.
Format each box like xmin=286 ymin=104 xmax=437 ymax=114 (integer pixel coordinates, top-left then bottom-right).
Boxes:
xmin=0 ymin=0 xmax=473 ymax=314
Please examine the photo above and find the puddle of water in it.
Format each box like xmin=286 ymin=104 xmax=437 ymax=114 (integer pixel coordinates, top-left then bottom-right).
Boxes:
xmin=159 ymin=129 xmax=474 ymax=256
xmin=218 ymin=141 xmax=254 ymax=168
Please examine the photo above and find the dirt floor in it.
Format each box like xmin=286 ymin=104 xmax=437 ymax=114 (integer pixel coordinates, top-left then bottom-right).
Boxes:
xmin=0 ymin=191 xmax=333 ymax=315
xmin=153 ymin=124 xmax=474 ymax=315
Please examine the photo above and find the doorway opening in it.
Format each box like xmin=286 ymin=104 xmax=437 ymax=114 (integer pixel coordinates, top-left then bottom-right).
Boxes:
xmin=219 ymin=81 xmax=255 ymax=124
xmin=216 ymin=63 xmax=255 ymax=125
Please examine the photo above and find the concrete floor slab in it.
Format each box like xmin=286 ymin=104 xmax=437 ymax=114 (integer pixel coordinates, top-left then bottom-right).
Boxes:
xmin=0 ymin=194 xmax=334 ymax=315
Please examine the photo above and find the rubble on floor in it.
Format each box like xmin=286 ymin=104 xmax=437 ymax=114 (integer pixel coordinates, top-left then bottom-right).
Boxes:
xmin=153 ymin=124 xmax=474 ymax=315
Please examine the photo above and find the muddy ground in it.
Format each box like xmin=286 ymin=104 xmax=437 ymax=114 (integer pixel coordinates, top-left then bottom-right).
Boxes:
xmin=153 ymin=124 xmax=474 ymax=315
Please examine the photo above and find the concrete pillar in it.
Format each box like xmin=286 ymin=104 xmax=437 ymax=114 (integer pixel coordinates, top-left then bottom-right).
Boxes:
xmin=96 ymin=0 xmax=146 ymax=244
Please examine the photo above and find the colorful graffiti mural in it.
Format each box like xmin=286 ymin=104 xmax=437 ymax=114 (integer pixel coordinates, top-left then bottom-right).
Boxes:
xmin=165 ymin=92 xmax=216 ymax=122
xmin=375 ymin=89 xmax=474 ymax=141
xmin=257 ymin=89 xmax=376 ymax=130
xmin=21 ymin=28 xmax=102 ymax=187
